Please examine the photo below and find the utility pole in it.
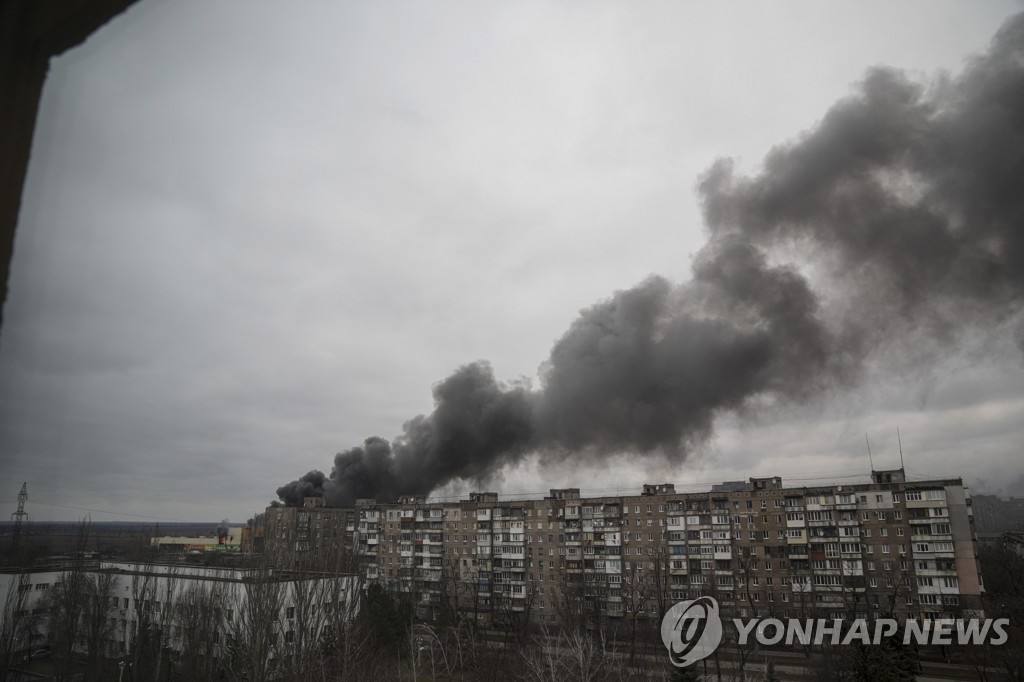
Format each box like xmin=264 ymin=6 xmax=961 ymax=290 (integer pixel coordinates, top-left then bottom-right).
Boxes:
xmin=10 ymin=482 xmax=28 ymax=553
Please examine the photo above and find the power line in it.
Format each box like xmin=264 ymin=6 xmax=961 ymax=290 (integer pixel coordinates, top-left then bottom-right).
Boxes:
xmin=29 ymin=501 xmax=203 ymax=524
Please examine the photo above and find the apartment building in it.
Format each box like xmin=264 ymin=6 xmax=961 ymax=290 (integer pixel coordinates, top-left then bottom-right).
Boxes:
xmin=263 ymin=468 xmax=983 ymax=628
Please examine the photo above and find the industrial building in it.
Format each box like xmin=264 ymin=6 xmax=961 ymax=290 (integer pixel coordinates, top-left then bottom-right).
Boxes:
xmin=150 ymin=524 xmax=244 ymax=553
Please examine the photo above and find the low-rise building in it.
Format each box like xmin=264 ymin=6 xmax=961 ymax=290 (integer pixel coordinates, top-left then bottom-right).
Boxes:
xmin=150 ymin=524 xmax=244 ymax=553
xmin=0 ymin=560 xmax=357 ymax=666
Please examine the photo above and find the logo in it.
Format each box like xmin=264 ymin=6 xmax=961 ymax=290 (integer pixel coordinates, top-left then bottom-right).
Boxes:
xmin=661 ymin=596 xmax=723 ymax=667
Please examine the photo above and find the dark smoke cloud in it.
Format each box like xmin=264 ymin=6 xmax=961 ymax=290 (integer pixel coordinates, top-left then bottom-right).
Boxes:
xmin=323 ymin=368 xmax=536 ymax=505
xmin=700 ymin=17 xmax=1024 ymax=332
xmin=278 ymin=13 xmax=1024 ymax=507
xmin=275 ymin=469 xmax=326 ymax=506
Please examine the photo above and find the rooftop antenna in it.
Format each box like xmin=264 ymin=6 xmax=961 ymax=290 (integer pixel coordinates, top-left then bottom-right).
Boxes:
xmin=865 ymin=432 xmax=875 ymax=472
xmin=897 ymin=427 xmax=906 ymax=470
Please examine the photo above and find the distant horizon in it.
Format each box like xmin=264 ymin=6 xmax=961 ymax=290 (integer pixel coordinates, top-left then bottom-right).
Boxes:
xmin=7 ymin=458 xmax=1024 ymax=527
xmin=7 ymin=464 xmax=1024 ymax=524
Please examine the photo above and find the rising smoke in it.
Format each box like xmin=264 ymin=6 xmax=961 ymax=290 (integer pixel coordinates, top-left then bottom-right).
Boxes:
xmin=278 ymin=13 xmax=1024 ymax=507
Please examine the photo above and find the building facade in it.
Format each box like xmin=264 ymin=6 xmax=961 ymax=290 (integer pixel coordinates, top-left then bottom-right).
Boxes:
xmin=263 ymin=469 xmax=983 ymax=629
xmin=150 ymin=524 xmax=245 ymax=553
xmin=0 ymin=560 xmax=357 ymax=665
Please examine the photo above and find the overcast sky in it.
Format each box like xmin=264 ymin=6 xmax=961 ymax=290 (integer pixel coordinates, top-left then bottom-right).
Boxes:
xmin=2 ymin=0 xmax=1023 ymax=523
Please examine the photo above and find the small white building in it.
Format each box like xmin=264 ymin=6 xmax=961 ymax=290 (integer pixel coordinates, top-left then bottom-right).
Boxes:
xmin=1 ymin=560 xmax=358 ymax=669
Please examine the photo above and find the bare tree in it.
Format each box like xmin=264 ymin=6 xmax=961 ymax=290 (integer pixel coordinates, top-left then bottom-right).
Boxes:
xmin=81 ymin=569 xmax=119 ymax=680
xmin=124 ymin=556 xmax=170 ymax=682
xmin=223 ymin=559 xmax=285 ymax=682
xmin=284 ymin=558 xmax=332 ymax=677
xmin=173 ymin=580 xmax=226 ymax=681
xmin=0 ymin=572 xmax=38 ymax=677
xmin=520 ymin=625 xmax=567 ymax=682
xmin=44 ymin=520 xmax=98 ymax=681
xmin=620 ymin=556 xmax=654 ymax=667
xmin=322 ymin=549 xmax=371 ymax=682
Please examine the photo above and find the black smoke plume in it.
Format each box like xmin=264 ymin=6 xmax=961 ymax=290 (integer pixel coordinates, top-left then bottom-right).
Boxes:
xmin=275 ymin=470 xmax=326 ymax=506
xmin=277 ymin=14 xmax=1024 ymax=507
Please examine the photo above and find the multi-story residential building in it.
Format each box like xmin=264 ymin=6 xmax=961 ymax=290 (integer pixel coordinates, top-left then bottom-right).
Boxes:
xmin=263 ymin=496 xmax=359 ymax=564
xmin=262 ymin=468 xmax=983 ymax=628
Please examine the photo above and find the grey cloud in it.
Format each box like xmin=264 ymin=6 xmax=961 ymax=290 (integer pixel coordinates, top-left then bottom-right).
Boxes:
xmin=280 ymin=12 xmax=1024 ymax=506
